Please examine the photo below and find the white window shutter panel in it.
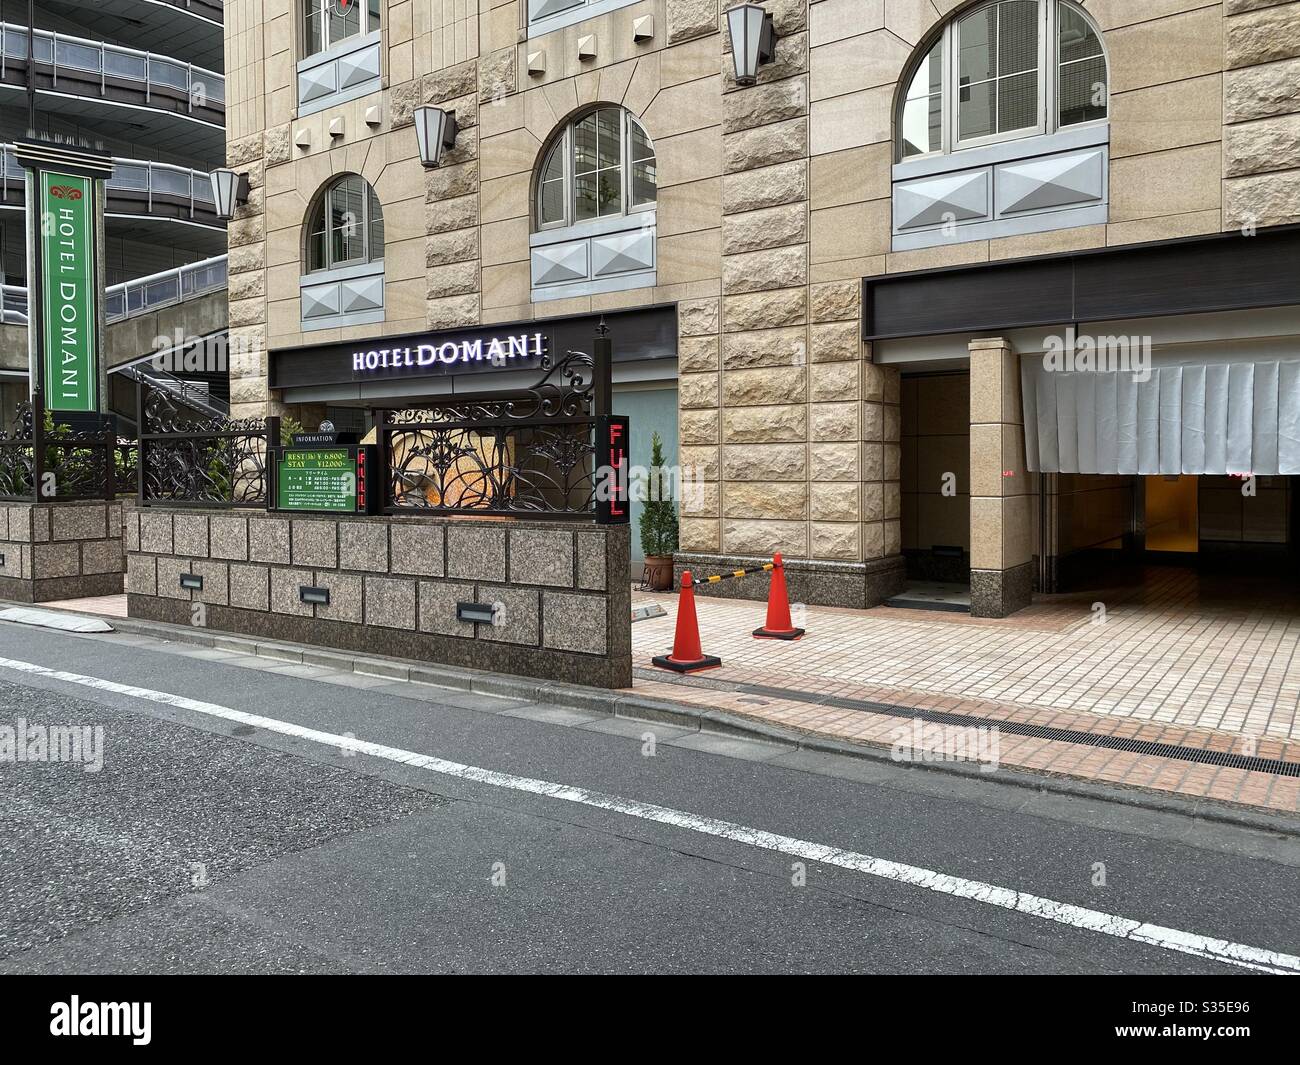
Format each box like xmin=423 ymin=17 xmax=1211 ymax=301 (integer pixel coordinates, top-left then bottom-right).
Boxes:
xmin=1226 ymin=362 xmax=1255 ymax=475
xmin=1158 ymin=366 xmax=1182 ymax=476
xmin=1180 ymin=365 xmax=1206 ymax=475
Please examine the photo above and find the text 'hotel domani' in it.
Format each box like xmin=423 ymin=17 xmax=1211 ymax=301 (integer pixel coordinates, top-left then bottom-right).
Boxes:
xmin=352 ymin=333 xmax=548 ymax=373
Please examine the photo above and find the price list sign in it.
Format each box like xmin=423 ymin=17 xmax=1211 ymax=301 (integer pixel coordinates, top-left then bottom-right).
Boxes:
xmin=276 ymin=448 xmax=358 ymax=513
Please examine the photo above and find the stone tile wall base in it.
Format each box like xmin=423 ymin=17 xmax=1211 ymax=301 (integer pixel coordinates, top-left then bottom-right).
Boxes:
xmin=123 ymin=507 xmax=631 ymax=689
xmin=0 ymin=571 xmax=124 ymax=604
xmin=970 ymin=562 xmax=1034 ymax=618
xmin=127 ymin=595 xmax=632 ymax=689
xmin=674 ymin=552 xmax=907 ymax=610
xmin=0 ymin=501 xmax=125 ymax=602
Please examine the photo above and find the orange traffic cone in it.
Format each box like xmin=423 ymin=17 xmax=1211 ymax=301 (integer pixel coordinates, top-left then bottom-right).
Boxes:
xmin=652 ymin=571 xmax=722 ymax=672
xmin=753 ymin=553 xmax=805 ymax=640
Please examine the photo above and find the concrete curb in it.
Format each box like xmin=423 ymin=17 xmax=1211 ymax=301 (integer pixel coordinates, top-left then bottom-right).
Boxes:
xmin=16 ymin=603 xmax=1300 ymax=840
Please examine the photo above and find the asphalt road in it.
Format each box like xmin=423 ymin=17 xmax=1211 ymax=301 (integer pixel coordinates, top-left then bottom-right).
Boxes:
xmin=1 ymin=618 xmax=1298 ymax=975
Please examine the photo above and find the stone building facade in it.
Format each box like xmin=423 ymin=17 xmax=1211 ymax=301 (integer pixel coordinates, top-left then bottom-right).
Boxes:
xmin=219 ymin=0 xmax=1300 ymax=617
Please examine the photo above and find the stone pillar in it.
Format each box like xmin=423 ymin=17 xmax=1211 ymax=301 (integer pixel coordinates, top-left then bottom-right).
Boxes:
xmin=677 ymin=297 xmax=722 ymax=557
xmin=1223 ymin=2 xmax=1300 ymax=231
xmin=969 ymin=337 xmax=1032 ymax=617
xmin=716 ymin=0 xmax=810 ymax=564
xmin=225 ymin=131 xmax=270 ymax=423
xmin=0 ymin=501 xmax=125 ymax=602
xmin=863 ymin=354 xmax=906 ymax=602
xmin=808 ymin=281 xmax=862 ymax=562
xmin=420 ymin=58 xmax=482 ymax=332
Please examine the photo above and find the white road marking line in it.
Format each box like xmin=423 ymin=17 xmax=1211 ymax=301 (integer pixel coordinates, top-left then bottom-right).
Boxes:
xmin=2 ymin=652 xmax=1297 ymax=975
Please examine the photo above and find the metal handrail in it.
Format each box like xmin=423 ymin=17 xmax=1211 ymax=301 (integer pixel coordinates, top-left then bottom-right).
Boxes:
xmin=0 ymin=22 xmax=224 ymax=108
xmin=104 ymin=255 xmax=228 ymax=321
xmin=148 ymin=0 xmax=224 ymax=22
xmin=119 ymin=362 xmax=230 ymax=419
xmin=1 ymin=283 xmax=26 ymax=323
xmin=0 ymin=143 xmax=216 ymax=217
xmin=2 ymin=254 xmax=228 ymax=326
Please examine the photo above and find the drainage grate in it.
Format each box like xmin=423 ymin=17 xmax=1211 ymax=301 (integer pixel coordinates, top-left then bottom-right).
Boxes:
xmin=721 ymin=681 xmax=1300 ymax=778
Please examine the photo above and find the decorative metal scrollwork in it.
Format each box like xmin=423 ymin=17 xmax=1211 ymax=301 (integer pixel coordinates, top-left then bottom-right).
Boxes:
xmin=143 ymin=387 xmax=266 ymax=437
xmin=0 ymin=401 xmax=35 ymax=441
xmin=383 ymin=350 xmax=601 ymax=516
xmin=141 ymin=386 xmax=270 ymax=504
xmin=0 ymin=402 xmax=35 ymax=498
xmin=387 ymin=349 xmax=597 ymax=427
xmin=0 ymin=400 xmax=134 ymax=501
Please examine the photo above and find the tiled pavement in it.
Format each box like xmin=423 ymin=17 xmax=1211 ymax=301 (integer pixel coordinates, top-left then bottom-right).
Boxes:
xmin=30 ymin=571 xmax=1300 ymax=816
xmin=41 ymin=595 xmax=128 ymax=618
xmin=631 ymin=568 xmax=1300 ymax=817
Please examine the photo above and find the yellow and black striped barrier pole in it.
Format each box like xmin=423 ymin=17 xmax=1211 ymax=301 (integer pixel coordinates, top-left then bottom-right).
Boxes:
xmin=694 ymin=561 xmax=776 ymax=587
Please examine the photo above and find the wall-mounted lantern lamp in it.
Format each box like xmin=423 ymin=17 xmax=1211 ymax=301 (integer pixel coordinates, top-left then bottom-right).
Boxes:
xmin=210 ymin=168 xmax=250 ymax=221
xmin=414 ymin=105 xmax=458 ymax=168
xmin=726 ymin=4 xmax=776 ymax=86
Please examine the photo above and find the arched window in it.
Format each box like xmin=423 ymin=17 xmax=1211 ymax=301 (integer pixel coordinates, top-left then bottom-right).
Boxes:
xmin=897 ymin=0 xmax=1107 ymax=161
xmin=535 ymin=107 xmax=656 ymax=231
xmin=303 ymin=0 xmax=380 ymax=59
xmin=306 ymin=175 xmax=384 ymax=273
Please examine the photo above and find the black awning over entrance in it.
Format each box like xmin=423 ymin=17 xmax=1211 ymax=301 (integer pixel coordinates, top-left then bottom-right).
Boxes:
xmin=863 ymin=226 xmax=1300 ymax=341
xmin=270 ymin=303 xmax=677 ymax=394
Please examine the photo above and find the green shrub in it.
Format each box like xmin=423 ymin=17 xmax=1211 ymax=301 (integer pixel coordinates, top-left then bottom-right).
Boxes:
xmin=638 ymin=430 xmax=678 ymax=558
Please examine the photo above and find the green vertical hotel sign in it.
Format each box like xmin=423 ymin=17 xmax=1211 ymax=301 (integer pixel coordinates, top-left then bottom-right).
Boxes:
xmin=40 ymin=171 xmax=98 ymax=412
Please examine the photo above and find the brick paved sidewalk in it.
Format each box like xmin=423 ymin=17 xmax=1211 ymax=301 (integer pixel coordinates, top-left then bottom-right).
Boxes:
xmin=630 ymin=569 xmax=1300 ymax=817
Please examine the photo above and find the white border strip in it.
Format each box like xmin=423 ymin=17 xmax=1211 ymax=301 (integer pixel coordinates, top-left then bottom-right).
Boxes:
xmin=1 ymin=652 xmax=1296 ymax=975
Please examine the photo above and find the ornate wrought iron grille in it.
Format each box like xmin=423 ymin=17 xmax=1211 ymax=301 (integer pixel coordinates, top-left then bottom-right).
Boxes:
xmin=0 ymin=397 xmax=135 ymax=502
xmin=0 ymin=401 xmax=35 ymax=499
xmin=137 ymin=382 xmax=279 ymax=507
xmin=376 ymin=346 xmax=614 ymax=520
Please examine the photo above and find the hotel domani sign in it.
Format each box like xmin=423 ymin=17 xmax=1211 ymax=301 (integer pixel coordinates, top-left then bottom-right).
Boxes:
xmin=15 ymin=141 xmax=112 ymax=414
xmin=352 ymin=332 xmax=548 ymax=375
xmin=269 ymin=304 xmax=678 ymax=397
xmin=40 ymin=172 xmax=97 ymax=411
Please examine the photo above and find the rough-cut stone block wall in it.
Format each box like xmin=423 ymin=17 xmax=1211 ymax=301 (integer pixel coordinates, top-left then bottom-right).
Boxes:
xmin=0 ymin=501 xmax=125 ymax=603
xmin=1223 ymin=0 xmax=1300 ymax=230
xmin=712 ymin=1 xmax=813 ymax=563
xmin=124 ymin=507 xmax=631 ymax=688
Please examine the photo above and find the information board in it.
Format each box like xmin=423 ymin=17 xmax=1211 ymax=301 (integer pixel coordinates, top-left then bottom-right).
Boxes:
xmin=275 ymin=448 xmax=359 ymax=513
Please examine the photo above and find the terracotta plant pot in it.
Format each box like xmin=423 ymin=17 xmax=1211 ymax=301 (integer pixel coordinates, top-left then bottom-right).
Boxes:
xmin=641 ymin=555 xmax=674 ymax=591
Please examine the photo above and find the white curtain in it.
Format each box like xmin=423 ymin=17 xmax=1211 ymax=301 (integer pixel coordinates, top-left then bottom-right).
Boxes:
xmin=1021 ymin=360 xmax=1300 ymax=475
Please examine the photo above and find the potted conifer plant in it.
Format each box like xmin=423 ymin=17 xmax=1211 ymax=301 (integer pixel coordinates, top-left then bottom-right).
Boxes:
xmin=639 ymin=431 xmax=678 ymax=591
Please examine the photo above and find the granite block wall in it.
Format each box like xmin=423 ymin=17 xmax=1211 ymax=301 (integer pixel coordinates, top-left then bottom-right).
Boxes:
xmin=124 ymin=506 xmax=632 ymax=688
xmin=0 ymin=501 xmax=125 ymax=603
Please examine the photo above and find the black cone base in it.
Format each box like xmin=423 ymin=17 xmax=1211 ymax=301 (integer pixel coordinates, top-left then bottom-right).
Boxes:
xmin=652 ymin=653 xmax=722 ymax=673
xmin=753 ymin=627 xmax=805 ymax=640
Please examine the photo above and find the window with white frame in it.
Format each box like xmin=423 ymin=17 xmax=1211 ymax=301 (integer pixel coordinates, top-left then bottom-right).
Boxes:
xmin=306 ymin=175 xmax=384 ymax=273
xmin=897 ymin=0 xmax=1107 ymax=161
xmin=528 ymin=0 xmax=640 ymax=38
xmin=303 ymin=0 xmax=380 ymax=59
xmin=535 ymin=108 xmax=656 ymax=231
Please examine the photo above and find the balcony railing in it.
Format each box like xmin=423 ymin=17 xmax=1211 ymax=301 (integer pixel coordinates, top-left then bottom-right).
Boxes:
xmin=152 ymin=0 xmax=224 ymax=22
xmin=105 ymin=256 xmax=228 ymax=321
xmin=1 ymin=143 xmax=219 ymax=226
xmin=1 ymin=254 xmax=228 ymax=327
xmin=1 ymin=283 xmax=25 ymax=324
xmin=0 ymin=22 xmax=224 ymax=111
